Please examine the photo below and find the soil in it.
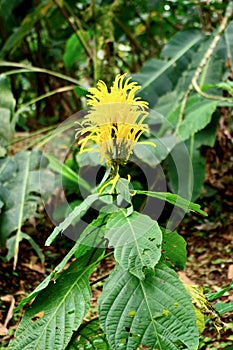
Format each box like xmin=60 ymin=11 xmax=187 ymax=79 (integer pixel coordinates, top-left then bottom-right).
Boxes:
xmin=0 ymin=114 xmax=232 ymax=349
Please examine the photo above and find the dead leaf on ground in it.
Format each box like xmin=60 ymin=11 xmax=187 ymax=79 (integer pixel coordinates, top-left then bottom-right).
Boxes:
xmin=0 ymin=323 xmax=8 ymax=336
xmin=0 ymin=294 xmax=15 ymax=329
xmin=178 ymin=271 xmax=196 ymax=285
xmin=227 ymin=265 xmax=233 ymax=279
xmin=21 ymin=262 xmax=45 ymax=274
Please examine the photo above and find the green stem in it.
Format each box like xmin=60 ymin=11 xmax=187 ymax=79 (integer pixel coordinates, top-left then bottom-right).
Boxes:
xmin=15 ymin=85 xmax=75 ymax=117
xmin=0 ymin=61 xmax=84 ymax=85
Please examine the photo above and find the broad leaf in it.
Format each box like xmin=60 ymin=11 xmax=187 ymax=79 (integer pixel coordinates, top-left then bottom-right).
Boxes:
xmin=64 ymin=31 xmax=91 ymax=69
xmin=0 ymin=150 xmax=54 ymax=268
xmin=99 ymin=263 xmax=199 ymax=350
xmin=214 ymin=301 xmax=233 ymax=315
xmin=106 ymin=210 xmax=162 ymax=279
xmin=133 ymin=30 xmax=202 ymax=105
xmin=133 ymin=135 xmax=177 ymax=167
xmin=16 ymin=215 xmax=107 ymax=310
xmin=177 ymin=97 xmax=218 ymax=141
xmin=9 ymin=249 xmax=102 ymax=350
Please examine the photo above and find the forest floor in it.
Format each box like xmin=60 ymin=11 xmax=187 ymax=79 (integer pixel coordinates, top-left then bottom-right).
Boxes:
xmin=0 ymin=114 xmax=232 ymax=350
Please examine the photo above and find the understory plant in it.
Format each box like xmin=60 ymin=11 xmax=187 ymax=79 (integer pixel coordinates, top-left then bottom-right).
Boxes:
xmin=8 ymin=74 xmax=230 ymax=350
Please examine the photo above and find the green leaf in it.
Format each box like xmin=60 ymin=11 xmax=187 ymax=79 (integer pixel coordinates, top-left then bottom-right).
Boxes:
xmin=116 ymin=178 xmax=132 ymax=204
xmin=106 ymin=210 xmax=162 ymax=279
xmin=214 ymin=301 xmax=233 ymax=315
xmin=134 ymin=135 xmax=177 ymax=167
xmin=6 ymin=232 xmax=44 ymax=264
xmin=8 ymin=250 xmax=102 ymax=350
xmin=133 ymin=30 xmax=202 ymax=104
xmin=161 ymin=228 xmax=187 ymax=270
xmin=99 ymin=263 xmax=199 ymax=350
xmin=16 ymin=213 xmax=107 ymax=311
xmin=68 ymin=319 xmax=110 ymax=350
xmin=0 ymin=150 xmax=54 ymax=268
xmin=46 ymin=153 xmax=91 ymax=192
xmin=64 ymin=31 xmax=90 ymax=69
xmin=177 ymin=96 xmax=218 ymax=141
xmin=0 ymin=0 xmax=54 ymax=57
xmin=0 ymin=75 xmax=16 ymax=147
xmin=206 ymin=280 xmax=233 ymax=301
xmin=132 ymin=190 xmax=207 ymax=216
xmin=45 ymin=193 xmax=99 ymax=246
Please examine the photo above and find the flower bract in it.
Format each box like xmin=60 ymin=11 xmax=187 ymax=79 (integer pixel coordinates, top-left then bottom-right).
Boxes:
xmin=76 ymin=74 xmax=151 ymax=168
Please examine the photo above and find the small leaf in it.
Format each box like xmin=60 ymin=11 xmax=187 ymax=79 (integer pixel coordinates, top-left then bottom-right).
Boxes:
xmin=161 ymin=228 xmax=187 ymax=270
xmin=132 ymin=190 xmax=207 ymax=216
xmin=71 ymin=319 xmax=110 ymax=350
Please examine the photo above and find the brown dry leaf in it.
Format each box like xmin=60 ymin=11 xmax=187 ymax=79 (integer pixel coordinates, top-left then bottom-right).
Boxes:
xmin=227 ymin=264 xmax=233 ymax=279
xmin=178 ymin=271 xmax=195 ymax=285
xmin=0 ymin=323 xmax=8 ymax=336
xmin=195 ymin=222 xmax=221 ymax=231
xmin=0 ymin=294 xmax=15 ymax=328
xmin=21 ymin=262 xmax=45 ymax=274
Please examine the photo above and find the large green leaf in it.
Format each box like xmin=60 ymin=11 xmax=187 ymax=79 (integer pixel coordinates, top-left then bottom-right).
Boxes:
xmin=8 ymin=250 xmax=102 ymax=350
xmin=99 ymin=263 xmax=199 ymax=350
xmin=0 ymin=150 xmax=54 ymax=268
xmin=133 ymin=30 xmax=202 ymax=105
xmin=177 ymin=97 xmax=218 ymax=141
xmin=106 ymin=210 xmax=162 ymax=279
xmin=16 ymin=213 xmax=107 ymax=311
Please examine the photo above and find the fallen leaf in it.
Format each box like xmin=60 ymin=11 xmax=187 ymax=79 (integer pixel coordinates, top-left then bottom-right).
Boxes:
xmin=21 ymin=262 xmax=45 ymax=274
xmin=228 ymin=265 xmax=233 ymax=279
xmin=0 ymin=294 xmax=15 ymax=328
xmin=178 ymin=271 xmax=195 ymax=285
xmin=0 ymin=323 xmax=8 ymax=336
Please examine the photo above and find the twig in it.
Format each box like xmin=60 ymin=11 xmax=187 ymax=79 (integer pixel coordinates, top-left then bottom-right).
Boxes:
xmin=53 ymin=0 xmax=93 ymax=60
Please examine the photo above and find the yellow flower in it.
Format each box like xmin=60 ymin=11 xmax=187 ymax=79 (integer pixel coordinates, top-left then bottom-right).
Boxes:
xmin=76 ymin=74 xmax=150 ymax=167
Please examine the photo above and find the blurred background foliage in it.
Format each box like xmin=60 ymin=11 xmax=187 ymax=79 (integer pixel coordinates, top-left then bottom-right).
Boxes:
xmin=0 ymin=0 xmax=230 ymax=125
xmin=0 ymin=1 xmax=233 ymax=348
